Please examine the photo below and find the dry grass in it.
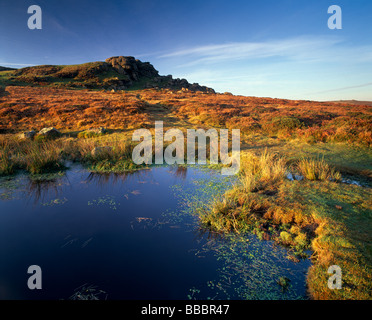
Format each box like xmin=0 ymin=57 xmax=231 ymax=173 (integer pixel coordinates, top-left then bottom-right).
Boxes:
xmin=0 ymin=86 xmax=150 ymax=132
xmin=0 ymin=83 xmax=370 ymax=300
xmin=239 ymin=149 xmax=287 ymax=191
xmin=297 ymin=157 xmax=342 ymax=181
xmin=0 ymin=133 xmax=140 ymax=174
xmin=24 ymin=141 xmax=64 ymax=174
xmin=0 ymin=146 xmax=14 ymax=175
xmin=0 ymin=86 xmax=371 ymax=146
xmin=198 ymin=150 xmax=371 ymax=300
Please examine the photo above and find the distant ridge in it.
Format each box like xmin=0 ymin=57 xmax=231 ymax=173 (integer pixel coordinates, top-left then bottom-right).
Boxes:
xmin=0 ymin=66 xmax=16 ymax=72
xmin=328 ymin=100 xmax=372 ymax=106
xmin=0 ymin=56 xmax=215 ymax=93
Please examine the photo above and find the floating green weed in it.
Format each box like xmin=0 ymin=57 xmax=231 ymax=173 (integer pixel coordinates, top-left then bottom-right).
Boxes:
xmin=0 ymin=176 xmax=24 ymax=200
xmin=42 ymin=197 xmax=68 ymax=207
xmin=88 ymin=195 xmax=120 ymax=210
xmin=167 ymin=168 xmax=309 ymax=300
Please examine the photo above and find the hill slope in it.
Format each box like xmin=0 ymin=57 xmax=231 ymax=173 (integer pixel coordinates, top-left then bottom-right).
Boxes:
xmin=0 ymin=66 xmax=16 ymax=72
xmin=328 ymin=100 xmax=372 ymax=106
xmin=0 ymin=56 xmax=214 ymax=93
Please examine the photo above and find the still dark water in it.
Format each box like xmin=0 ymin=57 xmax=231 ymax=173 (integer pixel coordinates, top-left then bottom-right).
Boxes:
xmin=0 ymin=165 xmax=311 ymax=300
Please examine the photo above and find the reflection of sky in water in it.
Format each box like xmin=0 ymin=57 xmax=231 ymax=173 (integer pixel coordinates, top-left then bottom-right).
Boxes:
xmin=0 ymin=165 xmax=310 ymax=300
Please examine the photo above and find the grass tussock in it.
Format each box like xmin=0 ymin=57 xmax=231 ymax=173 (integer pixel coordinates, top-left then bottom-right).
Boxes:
xmin=198 ymin=150 xmax=371 ymax=300
xmin=82 ymin=139 xmax=139 ymax=172
xmin=0 ymin=133 xmax=142 ymax=175
xmin=25 ymin=142 xmax=64 ymax=174
xmin=0 ymin=146 xmax=14 ymax=175
xmin=240 ymin=149 xmax=287 ymax=191
xmin=298 ymin=157 xmax=342 ymax=181
xmin=199 ymin=150 xmax=288 ymax=233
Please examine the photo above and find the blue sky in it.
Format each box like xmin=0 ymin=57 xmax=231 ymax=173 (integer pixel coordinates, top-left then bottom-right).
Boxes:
xmin=1 ymin=0 xmax=371 ymax=100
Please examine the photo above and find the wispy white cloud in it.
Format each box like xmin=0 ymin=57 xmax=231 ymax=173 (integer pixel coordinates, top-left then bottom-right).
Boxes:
xmin=0 ymin=63 xmax=36 ymax=67
xmin=180 ymin=69 xmax=272 ymax=86
xmin=158 ymin=36 xmax=372 ymax=67
xmin=46 ymin=16 xmax=78 ymax=37
xmin=307 ymin=82 xmax=372 ymax=95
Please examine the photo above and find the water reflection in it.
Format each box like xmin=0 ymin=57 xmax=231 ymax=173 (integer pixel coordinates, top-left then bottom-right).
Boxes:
xmin=0 ymin=166 xmax=189 ymax=204
xmin=84 ymin=171 xmax=136 ymax=185
xmin=0 ymin=165 xmax=310 ymax=300
xmin=171 ymin=165 xmax=188 ymax=180
xmin=0 ymin=173 xmax=69 ymax=203
xmin=24 ymin=174 xmax=70 ymax=204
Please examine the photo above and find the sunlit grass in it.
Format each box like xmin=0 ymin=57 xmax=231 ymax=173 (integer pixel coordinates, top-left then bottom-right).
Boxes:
xmin=198 ymin=149 xmax=372 ymax=300
xmin=25 ymin=141 xmax=64 ymax=174
xmin=0 ymin=133 xmax=142 ymax=175
xmin=0 ymin=85 xmax=371 ymax=300
xmin=297 ymin=157 xmax=342 ymax=181
xmin=0 ymin=146 xmax=14 ymax=175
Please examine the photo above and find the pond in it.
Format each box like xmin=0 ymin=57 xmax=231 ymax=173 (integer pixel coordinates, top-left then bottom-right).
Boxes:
xmin=0 ymin=165 xmax=311 ymax=300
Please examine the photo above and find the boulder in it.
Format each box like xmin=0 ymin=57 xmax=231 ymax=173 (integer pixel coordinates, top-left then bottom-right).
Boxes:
xmin=105 ymin=56 xmax=159 ymax=82
xmin=38 ymin=127 xmax=61 ymax=138
xmin=87 ymin=127 xmax=107 ymax=134
xmin=103 ymin=56 xmax=215 ymax=93
xmin=18 ymin=130 xmax=36 ymax=140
